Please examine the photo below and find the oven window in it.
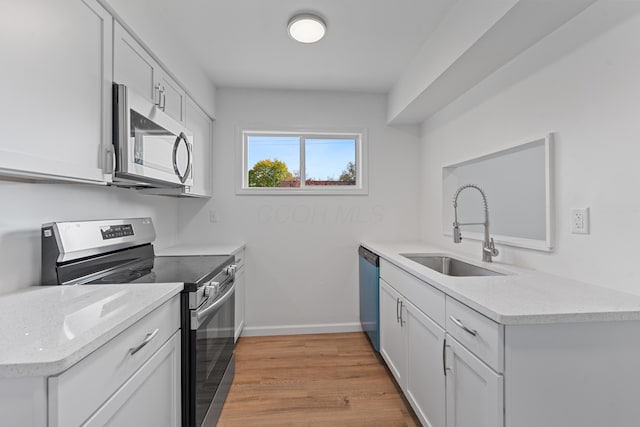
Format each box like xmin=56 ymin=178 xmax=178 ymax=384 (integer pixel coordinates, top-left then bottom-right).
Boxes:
xmin=193 ymin=290 xmax=235 ymax=426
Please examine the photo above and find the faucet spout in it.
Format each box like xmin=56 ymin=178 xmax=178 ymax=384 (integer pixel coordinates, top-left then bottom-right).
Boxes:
xmin=452 ymin=184 xmax=499 ymax=262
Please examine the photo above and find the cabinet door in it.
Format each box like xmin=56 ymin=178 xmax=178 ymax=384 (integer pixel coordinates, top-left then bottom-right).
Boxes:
xmin=379 ymin=279 xmax=406 ymax=389
xmin=234 ymin=264 xmax=246 ymax=342
xmin=404 ymin=300 xmax=446 ymax=427
xmin=113 ymin=21 xmax=160 ymax=106
xmin=184 ymin=97 xmax=213 ymax=197
xmin=0 ymin=0 xmax=111 ymax=183
xmin=158 ymin=71 xmax=187 ymax=125
xmin=83 ymin=331 xmax=181 ymax=427
xmin=445 ymin=335 xmax=503 ymax=427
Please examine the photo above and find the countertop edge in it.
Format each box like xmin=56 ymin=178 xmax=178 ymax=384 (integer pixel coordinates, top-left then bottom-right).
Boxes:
xmin=156 ymin=242 xmax=246 ymax=257
xmin=0 ymin=284 xmax=183 ymax=379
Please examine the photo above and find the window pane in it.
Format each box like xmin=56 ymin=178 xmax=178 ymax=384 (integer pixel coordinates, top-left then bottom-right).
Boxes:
xmin=305 ymin=138 xmax=356 ymax=186
xmin=247 ymin=135 xmax=300 ymax=187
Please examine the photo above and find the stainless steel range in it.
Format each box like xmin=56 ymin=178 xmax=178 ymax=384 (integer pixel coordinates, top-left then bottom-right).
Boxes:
xmin=41 ymin=217 xmax=235 ymax=427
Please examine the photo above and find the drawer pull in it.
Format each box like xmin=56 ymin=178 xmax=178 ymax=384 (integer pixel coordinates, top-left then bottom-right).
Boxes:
xmin=128 ymin=328 xmax=159 ymax=356
xmin=450 ymin=316 xmax=478 ymax=337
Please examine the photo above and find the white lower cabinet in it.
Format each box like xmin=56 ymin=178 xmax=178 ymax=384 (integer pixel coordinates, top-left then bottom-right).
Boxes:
xmin=380 ymin=278 xmax=446 ymax=427
xmin=380 ymin=279 xmax=406 ymax=387
xmin=0 ymin=295 xmax=183 ymax=427
xmin=83 ymin=331 xmax=181 ymax=427
xmin=234 ymin=249 xmax=246 ymax=342
xmin=380 ymin=258 xmax=640 ymax=427
xmin=445 ymin=335 xmax=503 ymax=427
xmin=380 ymin=260 xmax=500 ymax=427
xmin=406 ymin=299 xmax=446 ymax=427
xmin=48 ymin=295 xmax=180 ymax=427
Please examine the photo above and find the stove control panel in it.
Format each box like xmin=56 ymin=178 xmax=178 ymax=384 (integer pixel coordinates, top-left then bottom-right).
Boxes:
xmin=100 ymin=224 xmax=134 ymax=240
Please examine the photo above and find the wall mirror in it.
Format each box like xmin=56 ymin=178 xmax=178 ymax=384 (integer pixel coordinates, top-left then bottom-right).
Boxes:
xmin=442 ymin=135 xmax=553 ymax=251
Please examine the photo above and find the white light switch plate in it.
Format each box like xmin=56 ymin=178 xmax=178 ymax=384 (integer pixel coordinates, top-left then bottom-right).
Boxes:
xmin=571 ymin=208 xmax=589 ymax=234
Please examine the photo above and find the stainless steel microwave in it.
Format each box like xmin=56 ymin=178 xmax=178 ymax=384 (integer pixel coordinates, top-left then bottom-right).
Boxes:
xmin=112 ymin=83 xmax=193 ymax=187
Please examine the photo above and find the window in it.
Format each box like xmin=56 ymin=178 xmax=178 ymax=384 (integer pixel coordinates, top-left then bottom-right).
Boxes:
xmin=238 ymin=130 xmax=367 ymax=194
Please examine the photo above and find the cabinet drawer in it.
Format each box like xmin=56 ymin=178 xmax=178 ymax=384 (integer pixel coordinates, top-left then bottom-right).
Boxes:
xmin=446 ymin=297 xmax=503 ymax=372
xmin=48 ymin=295 xmax=180 ymax=427
xmin=380 ymin=259 xmax=445 ymax=327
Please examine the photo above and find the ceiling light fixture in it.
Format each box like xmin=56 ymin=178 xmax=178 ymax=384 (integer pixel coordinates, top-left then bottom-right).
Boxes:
xmin=287 ymin=13 xmax=326 ymax=44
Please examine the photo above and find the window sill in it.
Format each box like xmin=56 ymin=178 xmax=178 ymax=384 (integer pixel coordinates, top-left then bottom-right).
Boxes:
xmin=236 ymin=187 xmax=368 ymax=196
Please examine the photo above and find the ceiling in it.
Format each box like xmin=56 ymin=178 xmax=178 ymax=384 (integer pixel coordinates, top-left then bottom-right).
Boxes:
xmin=148 ymin=0 xmax=455 ymax=93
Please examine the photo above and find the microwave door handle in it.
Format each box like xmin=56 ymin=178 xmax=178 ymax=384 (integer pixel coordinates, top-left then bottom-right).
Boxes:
xmin=172 ymin=132 xmax=192 ymax=184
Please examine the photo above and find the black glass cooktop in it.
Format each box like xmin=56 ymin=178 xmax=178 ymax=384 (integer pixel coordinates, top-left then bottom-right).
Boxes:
xmin=89 ymin=255 xmax=233 ymax=288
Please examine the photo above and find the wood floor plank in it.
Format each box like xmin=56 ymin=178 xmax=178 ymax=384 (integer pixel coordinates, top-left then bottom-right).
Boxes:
xmin=218 ymin=332 xmax=420 ymax=427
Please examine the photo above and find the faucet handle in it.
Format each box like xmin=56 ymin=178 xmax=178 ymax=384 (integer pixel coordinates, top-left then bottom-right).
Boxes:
xmin=453 ymin=224 xmax=462 ymax=243
xmin=488 ymin=238 xmax=499 ymax=257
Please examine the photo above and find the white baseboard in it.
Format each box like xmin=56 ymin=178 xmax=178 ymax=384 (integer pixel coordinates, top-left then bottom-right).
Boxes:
xmin=241 ymin=322 xmax=363 ymax=337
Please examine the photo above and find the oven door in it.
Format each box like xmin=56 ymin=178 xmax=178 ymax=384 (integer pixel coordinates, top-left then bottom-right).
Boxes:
xmin=187 ymin=280 xmax=235 ymax=427
xmin=113 ymin=83 xmax=193 ymax=187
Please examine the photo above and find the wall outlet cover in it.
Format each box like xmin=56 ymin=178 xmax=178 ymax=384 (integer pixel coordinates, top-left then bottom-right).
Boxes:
xmin=570 ymin=207 xmax=589 ymax=234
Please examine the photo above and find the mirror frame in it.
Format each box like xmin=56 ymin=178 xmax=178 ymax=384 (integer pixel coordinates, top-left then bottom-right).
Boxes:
xmin=441 ymin=134 xmax=553 ymax=252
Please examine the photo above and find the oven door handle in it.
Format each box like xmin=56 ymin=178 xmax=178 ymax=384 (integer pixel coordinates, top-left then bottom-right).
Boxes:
xmin=192 ymin=281 xmax=236 ymax=330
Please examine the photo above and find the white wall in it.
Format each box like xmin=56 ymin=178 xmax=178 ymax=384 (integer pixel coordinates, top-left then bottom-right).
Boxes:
xmin=0 ymin=182 xmax=179 ymax=295
xmin=178 ymin=88 xmax=421 ymax=335
xmin=419 ymin=2 xmax=640 ymax=295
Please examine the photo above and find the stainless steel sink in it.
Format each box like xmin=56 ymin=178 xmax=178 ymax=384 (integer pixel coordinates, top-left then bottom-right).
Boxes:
xmin=401 ymin=254 xmax=505 ymax=277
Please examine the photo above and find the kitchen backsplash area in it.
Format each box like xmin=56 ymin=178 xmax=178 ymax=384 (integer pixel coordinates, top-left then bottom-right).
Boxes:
xmin=0 ymin=181 xmax=180 ymax=295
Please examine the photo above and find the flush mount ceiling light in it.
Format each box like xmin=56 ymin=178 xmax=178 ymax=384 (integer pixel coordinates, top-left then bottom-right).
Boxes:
xmin=287 ymin=13 xmax=326 ymax=44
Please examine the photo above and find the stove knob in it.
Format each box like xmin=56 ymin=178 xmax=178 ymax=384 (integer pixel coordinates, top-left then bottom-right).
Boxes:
xmin=225 ymin=264 xmax=237 ymax=275
xmin=204 ymin=281 xmax=219 ymax=297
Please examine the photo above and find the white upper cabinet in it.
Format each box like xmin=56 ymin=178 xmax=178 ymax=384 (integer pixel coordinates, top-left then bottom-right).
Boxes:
xmin=184 ymin=97 xmax=212 ymax=197
xmin=113 ymin=22 xmax=186 ymax=126
xmin=0 ymin=0 xmax=112 ymax=183
xmin=113 ymin=21 xmax=158 ymax=105
xmin=159 ymin=70 xmax=187 ymax=125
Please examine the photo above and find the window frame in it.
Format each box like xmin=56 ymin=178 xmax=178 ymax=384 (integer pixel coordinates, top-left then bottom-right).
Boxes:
xmin=237 ymin=129 xmax=368 ymax=195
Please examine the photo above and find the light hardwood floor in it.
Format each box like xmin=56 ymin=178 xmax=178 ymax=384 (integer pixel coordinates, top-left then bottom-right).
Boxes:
xmin=218 ymin=332 xmax=420 ymax=427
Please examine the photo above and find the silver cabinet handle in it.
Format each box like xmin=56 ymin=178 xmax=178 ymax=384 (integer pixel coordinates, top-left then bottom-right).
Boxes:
xmin=396 ymin=298 xmax=401 ymax=323
xmin=129 ymin=328 xmax=159 ymax=356
xmin=399 ymin=301 xmax=405 ymax=327
xmin=442 ymin=337 xmax=447 ymax=376
xmin=160 ymin=86 xmax=166 ymax=111
xmin=449 ymin=316 xmax=478 ymax=336
xmin=154 ymin=84 xmax=162 ymax=107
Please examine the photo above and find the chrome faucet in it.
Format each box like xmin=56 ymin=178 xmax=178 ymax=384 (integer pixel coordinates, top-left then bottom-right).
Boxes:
xmin=452 ymin=184 xmax=499 ymax=262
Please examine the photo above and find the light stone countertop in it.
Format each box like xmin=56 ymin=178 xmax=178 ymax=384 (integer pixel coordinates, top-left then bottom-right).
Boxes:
xmin=0 ymin=283 xmax=183 ymax=378
xmin=157 ymin=242 xmax=246 ymax=257
xmin=362 ymin=241 xmax=640 ymax=325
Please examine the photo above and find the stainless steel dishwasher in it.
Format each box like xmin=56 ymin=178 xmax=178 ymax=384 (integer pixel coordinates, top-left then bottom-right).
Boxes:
xmin=359 ymin=246 xmax=380 ymax=351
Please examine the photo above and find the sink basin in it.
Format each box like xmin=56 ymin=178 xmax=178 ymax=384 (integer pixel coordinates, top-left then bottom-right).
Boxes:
xmin=401 ymin=254 xmax=505 ymax=277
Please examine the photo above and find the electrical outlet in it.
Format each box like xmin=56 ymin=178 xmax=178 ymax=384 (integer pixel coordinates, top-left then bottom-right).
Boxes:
xmin=571 ymin=208 xmax=589 ymax=234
